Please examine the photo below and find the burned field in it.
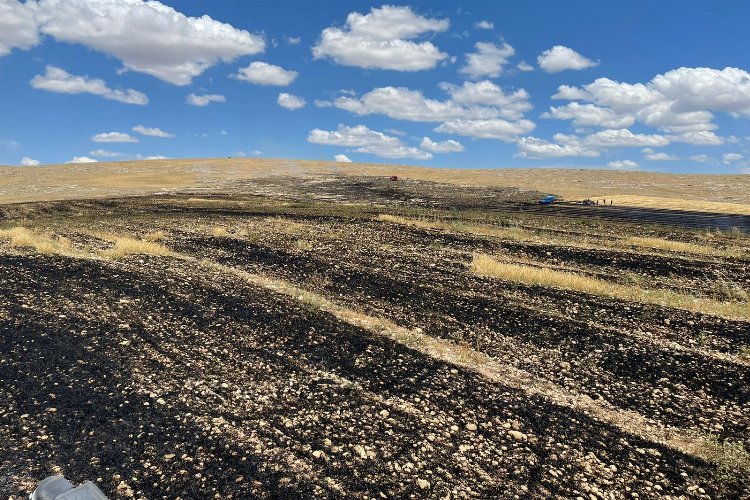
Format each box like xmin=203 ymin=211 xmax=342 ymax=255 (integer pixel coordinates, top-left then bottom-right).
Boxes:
xmin=1 ymin=176 xmax=749 ymax=498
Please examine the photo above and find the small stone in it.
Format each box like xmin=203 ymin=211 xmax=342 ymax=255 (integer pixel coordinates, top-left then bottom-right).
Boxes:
xmin=164 ymin=454 xmax=176 ymax=460
xmin=465 ymin=423 xmax=477 ymax=431
xmin=312 ymin=450 xmax=324 ymax=459
xmin=508 ymin=430 xmax=527 ymax=442
xmin=416 ymin=479 xmax=430 ymax=490
xmin=379 ymin=410 xmax=390 ymax=418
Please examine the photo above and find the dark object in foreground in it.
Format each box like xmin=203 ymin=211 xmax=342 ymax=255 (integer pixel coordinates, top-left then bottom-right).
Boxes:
xmin=389 ymin=175 xmax=398 ymax=181
xmin=31 ymin=476 xmax=108 ymax=500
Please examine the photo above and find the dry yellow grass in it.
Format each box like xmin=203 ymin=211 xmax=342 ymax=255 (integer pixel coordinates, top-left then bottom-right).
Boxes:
xmin=101 ymin=237 xmax=174 ymax=260
xmin=596 ymin=195 xmax=750 ymax=216
xmin=143 ymin=231 xmax=165 ymax=242
xmin=623 ymin=236 xmax=746 ymax=258
xmin=0 ymin=226 xmax=74 ymax=256
xmin=471 ymin=254 xmax=750 ymax=321
xmin=211 ymin=226 xmax=230 ymax=237
xmin=3 ymin=158 xmax=750 ymax=209
xmin=377 ymin=214 xmax=530 ymax=241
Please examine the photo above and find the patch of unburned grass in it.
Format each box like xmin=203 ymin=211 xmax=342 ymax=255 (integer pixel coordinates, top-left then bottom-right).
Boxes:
xmin=143 ymin=231 xmax=165 ymax=242
xmin=624 ymin=236 xmax=746 ymax=259
xmin=471 ymin=254 xmax=750 ymax=321
xmin=211 ymin=226 xmax=230 ymax=237
xmin=697 ymin=436 xmax=750 ymax=484
xmin=101 ymin=237 xmax=174 ymax=260
xmin=0 ymin=226 xmax=75 ymax=256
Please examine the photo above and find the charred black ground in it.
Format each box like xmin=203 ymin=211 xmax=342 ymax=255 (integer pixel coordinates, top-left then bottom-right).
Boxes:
xmin=1 ymin=175 xmax=749 ymax=499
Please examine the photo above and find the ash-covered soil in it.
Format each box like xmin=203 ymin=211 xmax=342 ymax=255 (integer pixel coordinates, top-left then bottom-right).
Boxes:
xmin=1 ymin=182 xmax=749 ymax=499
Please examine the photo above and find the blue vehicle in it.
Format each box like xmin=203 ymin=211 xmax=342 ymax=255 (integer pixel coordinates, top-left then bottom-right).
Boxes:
xmin=539 ymin=195 xmax=557 ymax=205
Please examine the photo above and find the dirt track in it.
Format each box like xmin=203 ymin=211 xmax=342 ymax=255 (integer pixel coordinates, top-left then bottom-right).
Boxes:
xmin=1 ymin=180 xmax=749 ymax=498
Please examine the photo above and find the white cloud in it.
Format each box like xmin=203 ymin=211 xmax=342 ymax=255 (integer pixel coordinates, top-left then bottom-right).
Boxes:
xmin=133 ymin=125 xmax=173 ymax=138
xmin=543 ymin=102 xmax=635 ymax=129
xmin=314 ymin=99 xmax=332 ymax=108
xmin=32 ymin=0 xmax=265 ymax=85
xmin=285 ymin=35 xmax=301 ymax=45
xmin=67 ymin=156 xmax=98 ymax=163
xmin=690 ymin=154 xmax=710 ymax=162
xmin=667 ymin=131 xmax=723 ymax=145
xmin=722 ymin=153 xmax=743 ymax=164
xmin=517 ymin=61 xmax=534 ymax=72
xmin=307 ymin=124 xmax=432 ymax=160
xmin=516 ymin=136 xmax=599 ymax=159
xmin=436 ymin=118 xmax=535 ymax=142
xmin=537 ymin=45 xmax=598 ymax=73
xmin=607 ymin=160 xmax=639 ymax=169
xmin=334 ymin=154 xmax=352 ymax=162
xmin=460 ymin=42 xmax=514 ymax=79
xmin=220 ymin=130 xmax=229 ymax=136
xmin=89 ymin=149 xmax=123 ymax=158
xmin=92 ymin=132 xmax=138 ymax=143
xmin=474 ymin=20 xmax=494 ymax=30
xmin=142 ymin=155 xmax=169 ymax=160
xmin=0 ymin=0 xmax=39 ymax=56
xmin=20 ymin=156 xmax=40 ymax=166
xmin=549 ymin=67 xmax=750 ymax=137
xmin=277 ymin=92 xmax=306 ymax=110
xmin=234 ymin=61 xmax=297 ymax=86
xmin=187 ymin=93 xmax=226 ymax=106
xmin=30 ymin=66 xmax=148 ymax=105
xmin=642 ymin=148 xmax=678 ymax=161
xmin=420 ymin=137 xmax=464 ymax=153
xmin=334 ymin=81 xmax=532 ymax=125
xmin=312 ymin=5 xmax=449 ymax=71
xmin=584 ymin=129 xmax=669 ymax=148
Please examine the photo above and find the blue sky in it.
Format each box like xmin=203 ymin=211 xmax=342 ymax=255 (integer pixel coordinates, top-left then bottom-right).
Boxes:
xmin=1 ymin=0 xmax=750 ymax=173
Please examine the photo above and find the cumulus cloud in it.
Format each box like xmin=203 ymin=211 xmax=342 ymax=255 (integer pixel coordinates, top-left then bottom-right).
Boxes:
xmin=722 ymin=153 xmax=743 ymax=164
xmin=690 ymin=154 xmax=710 ymax=163
xmin=312 ymin=5 xmax=449 ymax=71
xmin=92 ymin=132 xmax=138 ymax=143
xmin=31 ymin=0 xmax=265 ymax=85
xmin=583 ymin=129 xmax=670 ymax=148
xmin=542 ymin=102 xmax=635 ymax=129
xmin=517 ymin=61 xmax=534 ymax=72
xmin=20 ymin=156 xmax=40 ymax=166
xmin=334 ymin=154 xmax=352 ymax=162
xmin=307 ymin=124 xmax=432 ymax=160
xmin=234 ymin=62 xmax=297 ymax=86
xmin=420 ymin=137 xmax=464 ymax=153
xmin=436 ymin=118 xmax=535 ymax=142
xmin=474 ymin=20 xmax=494 ymax=30
xmin=187 ymin=93 xmax=226 ymax=106
xmin=277 ymin=92 xmax=306 ymax=110
xmin=548 ymin=67 xmax=750 ymax=137
xmin=133 ymin=125 xmax=173 ymax=137
xmin=642 ymin=148 xmax=678 ymax=161
xmin=607 ymin=160 xmax=639 ymax=169
xmin=460 ymin=42 xmax=514 ymax=79
xmin=67 ymin=156 xmax=98 ymax=163
xmin=333 ymin=81 xmax=533 ymax=140
xmin=537 ymin=45 xmax=598 ymax=73
xmin=285 ymin=35 xmax=301 ymax=45
xmin=515 ymin=136 xmax=599 ymax=159
xmin=0 ymin=0 xmax=39 ymax=56
xmin=89 ymin=149 xmax=123 ymax=158
xmin=30 ymin=66 xmax=148 ymax=105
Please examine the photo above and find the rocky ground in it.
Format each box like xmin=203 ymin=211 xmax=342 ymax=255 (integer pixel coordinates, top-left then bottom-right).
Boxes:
xmin=1 ymin=176 xmax=749 ymax=499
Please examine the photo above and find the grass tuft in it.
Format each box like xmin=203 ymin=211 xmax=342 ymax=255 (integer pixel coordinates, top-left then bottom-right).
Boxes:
xmin=101 ymin=237 xmax=174 ymax=260
xmin=143 ymin=231 xmax=165 ymax=242
xmin=0 ymin=226 xmax=74 ymax=256
xmin=471 ymin=254 xmax=750 ymax=321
